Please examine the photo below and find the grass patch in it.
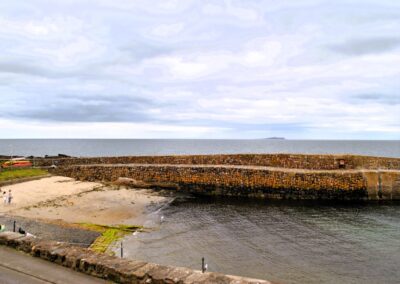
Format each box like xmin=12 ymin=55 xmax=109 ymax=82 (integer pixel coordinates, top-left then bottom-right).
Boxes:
xmin=0 ymin=168 xmax=48 ymax=182
xmin=78 ymin=223 xmax=144 ymax=254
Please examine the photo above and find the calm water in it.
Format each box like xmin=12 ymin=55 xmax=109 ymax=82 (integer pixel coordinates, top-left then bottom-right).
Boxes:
xmin=123 ymin=198 xmax=400 ymax=284
xmin=0 ymin=139 xmax=399 ymax=158
xmin=2 ymin=138 xmax=399 ymax=283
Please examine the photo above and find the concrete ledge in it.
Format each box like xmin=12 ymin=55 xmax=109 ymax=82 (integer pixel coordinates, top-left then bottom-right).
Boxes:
xmin=0 ymin=232 xmax=271 ymax=284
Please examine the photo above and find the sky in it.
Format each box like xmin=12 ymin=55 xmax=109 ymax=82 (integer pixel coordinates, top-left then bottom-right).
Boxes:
xmin=0 ymin=0 xmax=399 ymax=139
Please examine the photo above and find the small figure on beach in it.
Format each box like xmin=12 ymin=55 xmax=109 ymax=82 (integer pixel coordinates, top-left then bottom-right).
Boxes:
xmin=2 ymin=191 xmax=7 ymax=205
xmin=7 ymin=189 xmax=13 ymax=205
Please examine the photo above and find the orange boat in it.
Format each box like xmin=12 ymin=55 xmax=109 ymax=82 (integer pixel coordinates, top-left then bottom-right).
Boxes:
xmin=2 ymin=160 xmax=32 ymax=168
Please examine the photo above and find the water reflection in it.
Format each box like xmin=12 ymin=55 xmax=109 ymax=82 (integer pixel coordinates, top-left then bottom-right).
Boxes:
xmin=124 ymin=197 xmax=400 ymax=284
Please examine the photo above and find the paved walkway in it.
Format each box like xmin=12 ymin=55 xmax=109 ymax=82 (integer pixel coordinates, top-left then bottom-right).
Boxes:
xmin=0 ymin=215 xmax=100 ymax=247
xmin=0 ymin=246 xmax=108 ymax=284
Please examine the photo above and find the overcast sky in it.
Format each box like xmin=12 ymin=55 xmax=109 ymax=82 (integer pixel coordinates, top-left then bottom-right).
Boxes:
xmin=0 ymin=0 xmax=399 ymax=139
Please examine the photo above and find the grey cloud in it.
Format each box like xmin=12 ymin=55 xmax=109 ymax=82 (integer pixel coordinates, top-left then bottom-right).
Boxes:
xmin=0 ymin=59 xmax=137 ymax=85
xmin=4 ymin=94 xmax=157 ymax=122
xmin=0 ymin=61 xmax=87 ymax=79
xmin=119 ymin=43 xmax=172 ymax=62
xmin=329 ymin=37 xmax=400 ymax=56
xmin=351 ymin=93 xmax=400 ymax=105
xmin=0 ymin=62 xmax=56 ymax=77
xmin=169 ymin=118 xmax=307 ymax=132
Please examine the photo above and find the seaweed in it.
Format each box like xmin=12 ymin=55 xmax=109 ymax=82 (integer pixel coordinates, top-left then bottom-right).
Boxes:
xmin=78 ymin=223 xmax=144 ymax=254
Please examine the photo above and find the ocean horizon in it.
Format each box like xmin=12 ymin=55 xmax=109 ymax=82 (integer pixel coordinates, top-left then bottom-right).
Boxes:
xmin=1 ymin=139 xmax=399 ymax=158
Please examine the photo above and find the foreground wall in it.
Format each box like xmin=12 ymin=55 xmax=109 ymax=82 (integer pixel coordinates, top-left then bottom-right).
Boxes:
xmin=36 ymin=154 xmax=400 ymax=170
xmin=52 ymin=164 xmax=400 ymax=200
xmin=0 ymin=232 xmax=270 ymax=284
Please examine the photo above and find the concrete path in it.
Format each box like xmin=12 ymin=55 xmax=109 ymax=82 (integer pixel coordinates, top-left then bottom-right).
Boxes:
xmin=0 ymin=246 xmax=109 ymax=284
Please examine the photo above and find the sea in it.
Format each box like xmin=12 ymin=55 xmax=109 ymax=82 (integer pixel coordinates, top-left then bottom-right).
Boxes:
xmin=1 ymin=139 xmax=400 ymax=283
xmin=0 ymin=139 xmax=399 ymax=158
xmin=125 ymin=198 xmax=400 ymax=284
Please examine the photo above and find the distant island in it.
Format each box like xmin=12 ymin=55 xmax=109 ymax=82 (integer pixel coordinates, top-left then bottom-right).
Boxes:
xmin=265 ymin=137 xmax=286 ymax=140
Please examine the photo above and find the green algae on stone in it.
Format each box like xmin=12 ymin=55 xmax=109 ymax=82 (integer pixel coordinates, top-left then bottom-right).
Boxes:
xmin=78 ymin=223 xmax=144 ymax=254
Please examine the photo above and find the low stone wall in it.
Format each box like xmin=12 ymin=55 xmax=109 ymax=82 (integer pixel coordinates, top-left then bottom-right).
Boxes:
xmin=53 ymin=164 xmax=393 ymax=200
xmin=35 ymin=154 xmax=400 ymax=170
xmin=0 ymin=232 xmax=270 ymax=284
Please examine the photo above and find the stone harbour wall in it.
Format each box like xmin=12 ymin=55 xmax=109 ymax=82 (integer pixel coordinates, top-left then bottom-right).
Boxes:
xmin=363 ymin=171 xmax=400 ymax=200
xmin=52 ymin=164 xmax=393 ymax=200
xmin=44 ymin=154 xmax=400 ymax=200
xmin=36 ymin=154 xmax=400 ymax=170
xmin=0 ymin=232 xmax=270 ymax=284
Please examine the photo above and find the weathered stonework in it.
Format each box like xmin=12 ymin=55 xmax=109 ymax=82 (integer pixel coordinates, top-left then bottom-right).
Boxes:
xmin=51 ymin=164 xmax=400 ymax=200
xmin=362 ymin=171 xmax=400 ymax=200
xmin=0 ymin=232 xmax=271 ymax=284
xmin=41 ymin=154 xmax=400 ymax=201
xmin=35 ymin=154 xmax=400 ymax=170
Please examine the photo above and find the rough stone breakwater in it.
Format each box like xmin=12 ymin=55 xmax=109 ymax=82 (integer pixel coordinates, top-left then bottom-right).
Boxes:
xmin=46 ymin=154 xmax=400 ymax=201
xmin=36 ymin=153 xmax=400 ymax=170
xmin=0 ymin=232 xmax=270 ymax=284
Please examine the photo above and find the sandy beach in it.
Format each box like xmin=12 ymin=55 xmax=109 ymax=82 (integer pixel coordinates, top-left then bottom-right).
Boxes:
xmin=0 ymin=176 xmax=168 ymax=226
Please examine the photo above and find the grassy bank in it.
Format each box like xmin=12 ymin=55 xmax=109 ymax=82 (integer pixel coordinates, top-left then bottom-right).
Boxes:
xmin=0 ymin=168 xmax=48 ymax=182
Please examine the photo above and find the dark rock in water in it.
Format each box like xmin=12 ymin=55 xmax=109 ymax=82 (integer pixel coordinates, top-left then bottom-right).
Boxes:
xmin=44 ymin=154 xmax=72 ymax=159
xmin=114 ymin=177 xmax=179 ymax=190
xmin=45 ymin=155 xmax=59 ymax=159
xmin=58 ymin=153 xmax=70 ymax=158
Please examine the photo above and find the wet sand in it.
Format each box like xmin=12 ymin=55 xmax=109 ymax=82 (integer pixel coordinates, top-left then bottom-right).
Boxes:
xmin=0 ymin=176 xmax=168 ymax=226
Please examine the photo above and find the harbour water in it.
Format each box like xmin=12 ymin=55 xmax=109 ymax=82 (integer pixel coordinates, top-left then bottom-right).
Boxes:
xmin=2 ymin=139 xmax=399 ymax=283
xmin=124 ymin=197 xmax=400 ymax=284
xmin=0 ymin=139 xmax=399 ymax=158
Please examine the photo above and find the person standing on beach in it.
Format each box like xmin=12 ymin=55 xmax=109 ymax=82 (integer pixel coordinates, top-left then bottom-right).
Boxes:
xmin=7 ymin=190 xmax=12 ymax=205
xmin=2 ymin=190 xmax=7 ymax=205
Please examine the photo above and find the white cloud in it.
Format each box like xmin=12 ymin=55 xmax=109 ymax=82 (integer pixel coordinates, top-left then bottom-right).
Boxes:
xmin=0 ymin=119 xmax=228 ymax=139
xmin=0 ymin=0 xmax=399 ymax=139
xmin=202 ymin=1 xmax=261 ymax=23
xmin=151 ymin=23 xmax=184 ymax=37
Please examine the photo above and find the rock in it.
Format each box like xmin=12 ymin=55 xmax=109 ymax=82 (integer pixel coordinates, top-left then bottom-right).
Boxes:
xmin=114 ymin=177 xmax=151 ymax=188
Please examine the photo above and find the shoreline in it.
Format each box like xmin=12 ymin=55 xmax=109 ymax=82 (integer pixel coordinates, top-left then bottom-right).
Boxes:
xmin=0 ymin=176 xmax=171 ymax=249
xmin=1 ymin=154 xmax=399 ymax=283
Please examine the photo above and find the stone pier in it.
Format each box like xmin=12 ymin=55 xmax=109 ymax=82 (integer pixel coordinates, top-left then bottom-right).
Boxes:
xmin=47 ymin=154 xmax=400 ymax=201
